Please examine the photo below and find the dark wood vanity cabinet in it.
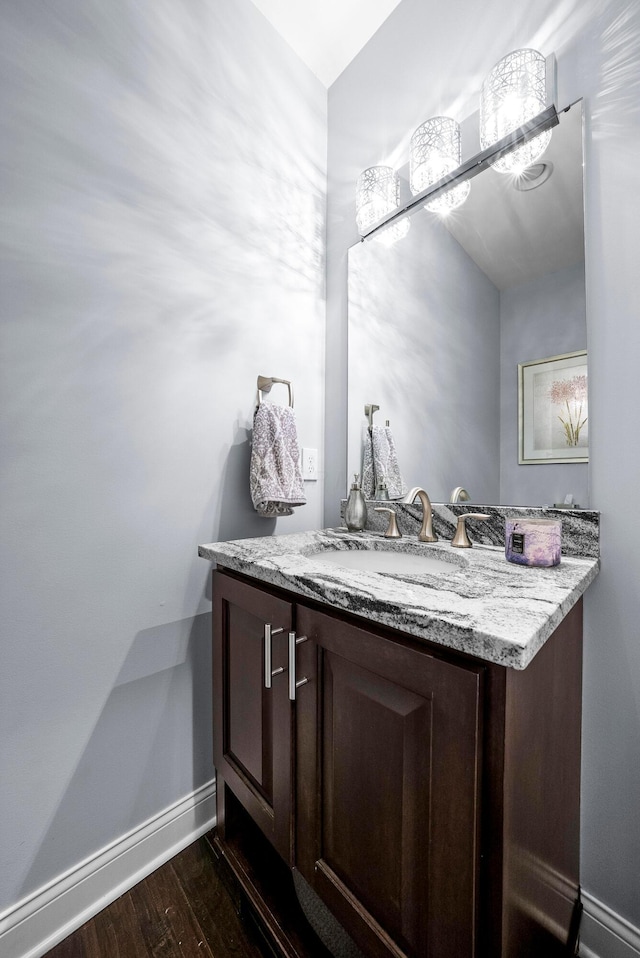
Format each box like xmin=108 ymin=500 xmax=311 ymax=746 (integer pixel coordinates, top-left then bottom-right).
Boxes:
xmin=212 ymin=571 xmax=295 ymax=863
xmin=294 ymin=604 xmax=482 ymax=958
xmin=212 ymin=568 xmax=583 ymax=958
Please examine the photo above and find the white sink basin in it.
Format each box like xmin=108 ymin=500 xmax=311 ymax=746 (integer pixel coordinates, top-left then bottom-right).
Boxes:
xmin=311 ymin=547 xmax=460 ymax=575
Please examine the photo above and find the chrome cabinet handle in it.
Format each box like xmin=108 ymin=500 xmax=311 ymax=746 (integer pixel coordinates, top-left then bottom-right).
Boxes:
xmin=288 ymin=631 xmax=309 ymax=701
xmin=264 ymin=624 xmax=284 ymax=688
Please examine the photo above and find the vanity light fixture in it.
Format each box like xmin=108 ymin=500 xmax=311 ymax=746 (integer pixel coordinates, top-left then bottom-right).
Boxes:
xmin=355 ymin=166 xmax=410 ymax=245
xmin=480 ymin=48 xmax=552 ymax=174
xmin=355 ymin=47 xmax=558 ymax=242
xmin=410 ymin=116 xmax=470 ymax=214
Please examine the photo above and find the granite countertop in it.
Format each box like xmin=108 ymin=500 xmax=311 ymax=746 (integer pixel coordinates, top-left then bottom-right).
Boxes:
xmin=198 ymin=527 xmax=599 ymax=670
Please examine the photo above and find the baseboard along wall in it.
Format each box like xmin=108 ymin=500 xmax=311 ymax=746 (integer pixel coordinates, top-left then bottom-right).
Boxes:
xmin=2 ymin=784 xmax=637 ymax=958
xmin=580 ymin=890 xmax=640 ymax=958
xmin=0 ymin=779 xmax=217 ymax=958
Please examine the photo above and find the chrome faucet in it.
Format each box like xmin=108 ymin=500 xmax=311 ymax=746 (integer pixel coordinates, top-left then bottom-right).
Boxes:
xmin=450 ymin=486 xmax=470 ymax=504
xmin=402 ymin=487 xmax=438 ymax=542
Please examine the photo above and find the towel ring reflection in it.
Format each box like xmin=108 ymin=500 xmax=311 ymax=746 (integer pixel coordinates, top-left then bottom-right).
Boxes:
xmin=364 ymin=403 xmax=379 ymax=430
xmin=257 ymin=375 xmax=294 ymax=408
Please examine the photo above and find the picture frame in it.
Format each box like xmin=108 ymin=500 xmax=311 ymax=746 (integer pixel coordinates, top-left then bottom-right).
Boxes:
xmin=518 ymin=350 xmax=588 ymax=464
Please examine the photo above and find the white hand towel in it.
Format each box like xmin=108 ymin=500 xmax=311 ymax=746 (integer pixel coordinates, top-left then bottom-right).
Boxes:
xmin=361 ymin=425 xmax=407 ymax=500
xmin=250 ymin=401 xmax=306 ymax=517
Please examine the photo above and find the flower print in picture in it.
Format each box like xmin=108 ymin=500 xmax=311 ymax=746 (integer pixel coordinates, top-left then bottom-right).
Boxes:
xmin=519 ymin=350 xmax=588 ymax=464
xmin=505 ymin=518 xmax=562 ymax=567
xmin=548 ymin=374 xmax=588 ymax=447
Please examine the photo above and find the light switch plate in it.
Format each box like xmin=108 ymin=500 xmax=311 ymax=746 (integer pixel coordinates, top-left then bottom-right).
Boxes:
xmin=302 ymin=448 xmax=318 ymax=480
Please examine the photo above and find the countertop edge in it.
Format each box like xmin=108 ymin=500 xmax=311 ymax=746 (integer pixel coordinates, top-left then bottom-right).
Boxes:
xmin=197 ymin=534 xmax=599 ymax=671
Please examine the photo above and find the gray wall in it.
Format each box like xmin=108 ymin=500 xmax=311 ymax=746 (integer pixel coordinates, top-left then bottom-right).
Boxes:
xmin=0 ymin=0 xmax=326 ymax=911
xmin=500 ymin=262 xmax=587 ymax=506
xmin=347 ymin=212 xmax=500 ymax=503
xmin=326 ymin=0 xmax=640 ymax=930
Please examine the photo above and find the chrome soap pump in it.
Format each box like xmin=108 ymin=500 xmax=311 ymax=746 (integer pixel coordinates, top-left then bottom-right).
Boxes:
xmin=345 ymin=474 xmax=367 ymax=532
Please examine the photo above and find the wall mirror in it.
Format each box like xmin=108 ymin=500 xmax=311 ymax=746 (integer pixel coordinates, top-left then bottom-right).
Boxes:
xmin=347 ymin=101 xmax=587 ymax=507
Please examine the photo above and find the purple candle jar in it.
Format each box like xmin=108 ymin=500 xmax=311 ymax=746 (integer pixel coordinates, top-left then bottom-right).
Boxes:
xmin=505 ymin=518 xmax=562 ymax=567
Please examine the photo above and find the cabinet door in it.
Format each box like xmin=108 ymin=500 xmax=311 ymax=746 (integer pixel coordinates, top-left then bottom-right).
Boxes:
xmin=295 ymin=606 xmax=483 ymax=958
xmin=213 ymin=571 xmax=294 ymax=863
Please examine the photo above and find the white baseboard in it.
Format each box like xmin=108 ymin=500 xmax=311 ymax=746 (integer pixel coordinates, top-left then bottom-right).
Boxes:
xmin=580 ymin=890 xmax=640 ymax=958
xmin=3 ymin=789 xmax=636 ymax=958
xmin=0 ymin=779 xmax=217 ymax=958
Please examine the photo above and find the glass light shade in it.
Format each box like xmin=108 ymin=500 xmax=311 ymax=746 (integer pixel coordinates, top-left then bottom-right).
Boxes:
xmin=480 ymin=48 xmax=552 ymax=174
xmin=409 ymin=116 xmax=470 ymax=214
xmin=355 ymin=166 xmax=409 ymax=245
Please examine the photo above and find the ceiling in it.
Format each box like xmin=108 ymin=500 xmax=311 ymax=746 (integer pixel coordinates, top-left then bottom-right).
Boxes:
xmin=444 ymin=104 xmax=585 ymax=289
xmin=248 ymin=0 xmax=403 ymax=86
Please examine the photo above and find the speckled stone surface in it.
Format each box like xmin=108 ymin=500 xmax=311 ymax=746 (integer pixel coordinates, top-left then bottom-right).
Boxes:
xmin=346 ymin=501 xmax=600 ymax=559
xmin=198 ymin=526 xmax=599 ymax=670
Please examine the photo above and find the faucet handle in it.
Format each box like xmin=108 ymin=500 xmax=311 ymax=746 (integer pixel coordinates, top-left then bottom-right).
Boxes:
xmin=374 ymin=507 xmax=402 ymax=539
xmin=451 ymin=513 xmax=491 ymax=548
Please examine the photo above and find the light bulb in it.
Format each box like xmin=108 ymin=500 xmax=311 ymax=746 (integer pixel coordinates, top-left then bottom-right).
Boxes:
xmin=480 ymin=49 xmax=551 ymax=174
xmin=356 ymin=166 xmax=410 ymax=243
xmin=410 ymin=117 xmax=470 ymax=214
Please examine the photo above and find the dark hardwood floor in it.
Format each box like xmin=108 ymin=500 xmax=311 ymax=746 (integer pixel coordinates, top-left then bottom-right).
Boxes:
xmin=44 ymin=834 xmax=273 ymax=958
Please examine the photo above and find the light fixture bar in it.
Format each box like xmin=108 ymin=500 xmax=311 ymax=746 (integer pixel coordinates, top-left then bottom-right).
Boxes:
xmin=361 ymin=104 xmax=560 ymax=242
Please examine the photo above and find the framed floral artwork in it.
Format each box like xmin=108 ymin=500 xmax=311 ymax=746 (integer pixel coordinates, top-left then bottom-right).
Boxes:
xmin=518 ymin=350 xmax=588 ymax=464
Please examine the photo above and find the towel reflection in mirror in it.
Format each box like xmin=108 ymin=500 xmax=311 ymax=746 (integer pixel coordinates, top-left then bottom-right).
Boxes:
xmin=361 ymin=423 xmax=407 ymax=500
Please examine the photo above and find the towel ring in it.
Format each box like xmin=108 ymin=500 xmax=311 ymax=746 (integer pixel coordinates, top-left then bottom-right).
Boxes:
xmin=257 ymin=375 xmax=294 ymax=408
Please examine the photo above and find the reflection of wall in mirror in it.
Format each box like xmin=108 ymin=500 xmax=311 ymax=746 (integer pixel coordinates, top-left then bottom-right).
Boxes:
xmin=501 ymin=263 xmax=587 ymax=504
xmin=348 ymin=210 xmax=501 ymax=504
xmin=348 ymin=231 xmax=587 ymax=506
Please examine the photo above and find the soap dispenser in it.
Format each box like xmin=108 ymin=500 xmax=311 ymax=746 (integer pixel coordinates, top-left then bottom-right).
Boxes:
xmin=375 ymin=478 xmax=390 ymax=500
xmin=345 ymin=474 xmax=367 ymax=532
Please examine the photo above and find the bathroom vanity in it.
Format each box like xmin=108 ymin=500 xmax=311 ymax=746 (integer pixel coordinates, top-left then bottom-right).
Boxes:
xmin=199 ymin=525 xmax=599 ymax=958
